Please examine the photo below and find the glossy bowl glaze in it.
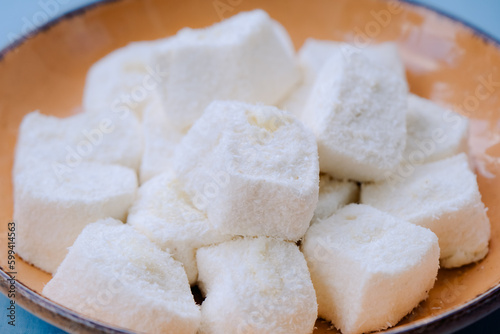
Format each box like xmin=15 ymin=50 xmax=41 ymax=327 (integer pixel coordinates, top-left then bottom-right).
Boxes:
xmin=0 ymin=0 xmax=500 ymax=333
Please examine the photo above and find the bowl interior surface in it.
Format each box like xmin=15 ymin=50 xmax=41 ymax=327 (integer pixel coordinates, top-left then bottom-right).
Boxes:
xmin=1 ymin=0 xmax=500 ymax=333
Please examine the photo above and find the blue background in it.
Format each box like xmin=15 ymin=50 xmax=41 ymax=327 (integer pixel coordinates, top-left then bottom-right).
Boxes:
xmin=1 ymin=0 xmax=499 ymax=333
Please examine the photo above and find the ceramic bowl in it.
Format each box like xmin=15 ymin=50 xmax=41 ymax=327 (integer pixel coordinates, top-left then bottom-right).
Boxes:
xmin=1 ymin=0 xmax=500 ymax=333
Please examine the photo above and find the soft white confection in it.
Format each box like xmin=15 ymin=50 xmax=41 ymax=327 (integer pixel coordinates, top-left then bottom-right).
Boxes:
xmin=302 ymin=204 xmax=439 ymax=334
xmin=280 ymin=39 xmax=406 ymax=117
xmin=127 ymin=172 xmax=233 ymax=284
xmin=302 ymin=51 xmax=407 ymax=182
xmin=14 ymin=110 xmax=143 ymax=175
xmin=14 ymin=162 xmax=137 ymax=273
xmin=83 ymin=39 xmax=170 ymax=118
xmin=312 ymin=173 xmax=359 ymax=222
xmin=197 ymin=237 xmax=317 ymax=334
xmin=155 ymin=9 xmax=300 ymax=131
xmin=140 ymin=93 xmax=185 ymax=183
xmin=362 ymin=153 xmax=490 ymax=268
xmin=402 ymin=93 xmax=468 ymax=165
xmin=43 ymin=219 xmax=200 ymax=334
xmin=173 ymin=100 xmax=319 ymax=241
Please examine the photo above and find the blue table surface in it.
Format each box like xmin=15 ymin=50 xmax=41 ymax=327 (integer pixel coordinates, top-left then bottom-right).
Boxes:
xmin=1 ymin=0 xmax=500 ymax=333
